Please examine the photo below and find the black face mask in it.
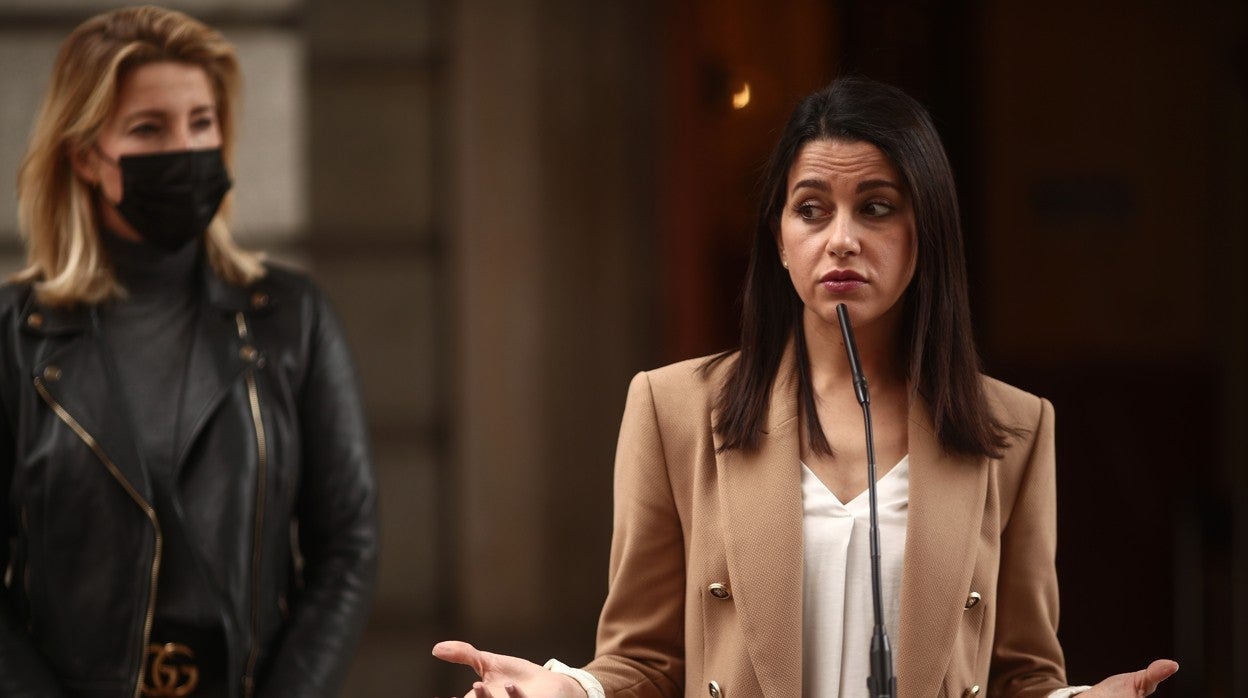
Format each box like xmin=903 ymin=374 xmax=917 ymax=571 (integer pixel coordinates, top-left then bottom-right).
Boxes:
xmin=104 ymin=148 xmax=232 ymax=252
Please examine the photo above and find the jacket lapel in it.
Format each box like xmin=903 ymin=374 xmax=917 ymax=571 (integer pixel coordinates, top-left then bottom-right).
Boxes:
xmin=715 ymin=346 xmax=805 ymax=697
xmin=26 ymin=303 xmax=152 ymax=502
xmin=23 ymin=267 xmax=268 ymax=511
xmin=171 ymin=268 xmax=265 ymax=471
xmin=895 ymin=400 xmax=989 ymax=698
xmin=171 ymin=305 xmax=249 ymax=471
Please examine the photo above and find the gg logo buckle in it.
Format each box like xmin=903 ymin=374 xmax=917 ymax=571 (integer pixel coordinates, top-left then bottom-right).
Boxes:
xmin=142 ymin=642 xmax=200 ymax=697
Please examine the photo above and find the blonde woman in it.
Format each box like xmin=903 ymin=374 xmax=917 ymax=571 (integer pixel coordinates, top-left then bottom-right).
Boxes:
xmin=0 ymin=7 xmax=377 ymax=697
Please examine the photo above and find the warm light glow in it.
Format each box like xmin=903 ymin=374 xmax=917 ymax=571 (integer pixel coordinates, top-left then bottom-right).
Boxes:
xmin=731 ymin=82 xmax=751 ymax=110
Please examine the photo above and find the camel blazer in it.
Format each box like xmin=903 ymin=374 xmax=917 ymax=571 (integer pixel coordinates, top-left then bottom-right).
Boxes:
xmin=583 ymin=348 xmax=1069 ymax=698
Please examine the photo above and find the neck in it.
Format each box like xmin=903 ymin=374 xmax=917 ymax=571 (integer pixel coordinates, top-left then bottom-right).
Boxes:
xmin=802 ymin=305 xmax=908 ymax=398
xmin=101 ymin=227 xmax=202 ymax=296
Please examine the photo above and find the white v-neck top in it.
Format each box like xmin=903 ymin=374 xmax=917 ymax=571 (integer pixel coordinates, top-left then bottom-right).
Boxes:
xmin=801 ymin=456 xmax=910 ymax=697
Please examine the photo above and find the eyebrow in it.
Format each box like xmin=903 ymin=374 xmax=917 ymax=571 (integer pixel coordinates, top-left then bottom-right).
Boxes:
xmin=122 ymin=104 xmax=216 ymax=121
xmin=789 ymin=177 xmax=905 ymax=197
xmin=121 ymin=109 xmax=165 ymax=122
xmin=789 ymin=178 xmax=829 ymax=195
xmin=856 ymin=178 xmax=903 ymax=194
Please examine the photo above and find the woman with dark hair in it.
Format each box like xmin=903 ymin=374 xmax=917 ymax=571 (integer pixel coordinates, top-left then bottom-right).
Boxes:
xmin=434 ymin=77 xmax=1175 ymax=697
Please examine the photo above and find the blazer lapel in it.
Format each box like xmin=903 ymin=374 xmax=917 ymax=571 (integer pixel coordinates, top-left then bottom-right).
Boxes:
xmin=895 ymin=400 xmax=989 ymax=698
xmin=715 ymin=345 xmax=805 ymax=697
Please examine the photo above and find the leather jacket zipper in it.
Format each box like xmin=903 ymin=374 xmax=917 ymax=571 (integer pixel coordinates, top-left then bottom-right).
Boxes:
xmin=34 ymin=377 xmax=162 ymax=698
xmin=236 ymin=313 xmax=268 ymax=698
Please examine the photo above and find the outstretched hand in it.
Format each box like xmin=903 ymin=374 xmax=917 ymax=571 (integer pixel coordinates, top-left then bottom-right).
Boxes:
xmin=432 ymin=641 xmax=587 ymax=698
xmin=1080 ymin=659 xmax=1179 ymax=697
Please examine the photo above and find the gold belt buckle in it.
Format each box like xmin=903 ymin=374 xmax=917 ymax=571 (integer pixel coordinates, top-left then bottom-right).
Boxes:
xmin=142 ymin=642 xmax=200 ymax=697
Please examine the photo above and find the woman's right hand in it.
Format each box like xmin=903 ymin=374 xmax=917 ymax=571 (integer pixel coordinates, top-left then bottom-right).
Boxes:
xmin=432 ymin=640 xmax=587 ymax=698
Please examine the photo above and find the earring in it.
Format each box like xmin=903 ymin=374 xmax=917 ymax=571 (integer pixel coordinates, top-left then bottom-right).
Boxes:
xmin=781 ymin=260 xmax=789 ymax=269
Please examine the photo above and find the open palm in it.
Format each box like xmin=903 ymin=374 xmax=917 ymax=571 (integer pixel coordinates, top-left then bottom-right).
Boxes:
xmin=1081 ymin=659 xmax=1179 ymax=697
xmin=433 ymin=640 xmax=586 ymax=698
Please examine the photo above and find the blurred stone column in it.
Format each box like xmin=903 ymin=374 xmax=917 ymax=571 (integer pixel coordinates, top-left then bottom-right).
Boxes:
xmin=450 ymin=0 xmax=658 ymax=671
xmin=302 ymin=0 xmax=447 ymax=693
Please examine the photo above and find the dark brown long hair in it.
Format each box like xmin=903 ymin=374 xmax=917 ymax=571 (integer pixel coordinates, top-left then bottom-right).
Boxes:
xmin=707 ymin=76 xmax=1013 ymax=459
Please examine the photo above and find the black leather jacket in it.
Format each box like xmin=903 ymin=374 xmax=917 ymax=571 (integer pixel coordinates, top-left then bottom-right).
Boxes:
xmin=0 ymin=264 xmax=379 ymax=697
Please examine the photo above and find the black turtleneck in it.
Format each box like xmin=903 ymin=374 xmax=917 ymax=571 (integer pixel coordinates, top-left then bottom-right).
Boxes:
xmin=99 ymin=230 xmax=221 ymax=633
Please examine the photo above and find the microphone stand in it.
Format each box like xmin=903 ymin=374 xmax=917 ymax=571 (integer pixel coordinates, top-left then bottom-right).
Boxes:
xmin=835 ymin=303 xmax=897 ymax=698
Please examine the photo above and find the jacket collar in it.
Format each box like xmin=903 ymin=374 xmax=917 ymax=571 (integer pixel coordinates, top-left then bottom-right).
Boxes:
xmin=19 ymin=257 xmax=273 ymax=340
xmin=201 ymin=263 xmax=274 ymax=315
xmin=19 ymin=295 xmax=88 ymax=336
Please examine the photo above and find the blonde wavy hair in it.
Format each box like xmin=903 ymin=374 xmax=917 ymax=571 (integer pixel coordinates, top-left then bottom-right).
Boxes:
xmin=13 ymin=4 xmax=265 ymax=307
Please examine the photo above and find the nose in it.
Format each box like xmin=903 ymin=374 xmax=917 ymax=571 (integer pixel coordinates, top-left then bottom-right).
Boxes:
xmin=168 ymin=125 xmax=194 ymax=151
xmin=825 ymin=215 xmax=861 ymax=259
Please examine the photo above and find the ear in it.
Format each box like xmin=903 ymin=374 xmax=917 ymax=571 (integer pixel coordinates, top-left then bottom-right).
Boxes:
xmin=69 ymin=143 xmax=99 ymax=187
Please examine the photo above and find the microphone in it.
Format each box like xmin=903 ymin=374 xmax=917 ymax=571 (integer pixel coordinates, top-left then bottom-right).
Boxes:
xmin=835 ymin=303 xmax=897 ymax=698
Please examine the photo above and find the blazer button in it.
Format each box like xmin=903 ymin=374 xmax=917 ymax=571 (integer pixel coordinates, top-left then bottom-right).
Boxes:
xmin=964 ymin=591 xmax=981 ymax=610
xmin=707 ymin=583 xmax=731 ymax=600
xmin=251 ymin=292 xmax=270 ymax=309
xmin=239 ymin=345 xmax=258 ymax=362
xmin=963 ymin=685 xmax=981 ymax=697
xmin=708 ymin=680 xmax=723 ymax=698
xmin=26 ymin=313 xmax=43 ymax=329
xmin=42 ymin=365 xmax=62 ymax=382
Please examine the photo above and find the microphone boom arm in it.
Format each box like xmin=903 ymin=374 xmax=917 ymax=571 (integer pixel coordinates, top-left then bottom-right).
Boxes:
xmin=835 ymin=303 xmax=897 ymax=698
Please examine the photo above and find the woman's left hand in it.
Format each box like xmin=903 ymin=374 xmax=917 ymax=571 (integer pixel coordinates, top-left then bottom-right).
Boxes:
xmin=1079 ymin=659 xmax=1178 ymax=696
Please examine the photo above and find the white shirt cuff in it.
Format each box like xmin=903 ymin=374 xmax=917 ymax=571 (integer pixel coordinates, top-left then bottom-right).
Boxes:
xmin=544 ymin=658 xmax=606 ymax=698
xmin=1047 ymin=687 xmax=1093 ymax=697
